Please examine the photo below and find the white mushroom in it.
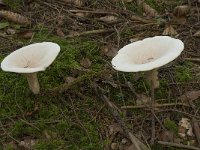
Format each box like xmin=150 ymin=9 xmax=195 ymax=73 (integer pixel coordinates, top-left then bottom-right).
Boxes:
xmin=111 ymin=36 xmax=184 ymax=89
xmin=1 ymin=42 xmax=60 ymax=94
xmin=112 ymin=36 xmax=184 ymax=144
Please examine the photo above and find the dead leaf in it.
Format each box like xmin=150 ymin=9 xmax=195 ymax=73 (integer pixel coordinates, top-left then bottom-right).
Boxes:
xmin=18 ymin=31 xmax=33 ymax=39
xmin=178 ymin=126 xmax=186 ymax=138
xmin=136 ymin=94 xmax=151 ymax=105
xmin=178 ymin=118 xmax=194 ymax=137
xmin=111 ymin=143 xmax=119 ymax=150
xmin=101 ymin=44 xmax=118 ymax=57
xmin=74 ymin=12 xmax=89 ymax=17
xmin=109 ymin=123 xmax=123 ymax=135
xmin=142 ymin=3 xmax=158 ymax=17
xmin=19 ymin=137 xmax=37 ymax=148
xmin=159 ymin=130 xmax=174 ymax=142
xmin=121 ymin=138 xmax=129 ymax=145
xmin=193 ymin=31 xmax=200 ymax=37
xmin=80 ymin=57 xmax=92 ymax=68
xmin=0 ymin=10 xmax=30 ymax=25
xmin=179 ymin=90 xmax=200 ymax=103
xmin=55 ymin=27 xmax=65 ymax=37
xmin=163 ymin=25 xmax=178 ymax=36
xmin=173 ymin=5 xmax=190 ymax=24
xmin=99 ymin=15 xmax=118 ymax=24
xmin=137 ymin=0 xmax=158 ymax=17
xmin=6 ymin=28 xmax=15 ymax=35
xmin=173 ymin=5 xmax=190 ymax=17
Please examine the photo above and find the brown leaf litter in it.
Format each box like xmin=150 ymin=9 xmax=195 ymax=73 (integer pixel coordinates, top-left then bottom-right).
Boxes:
xmin=173 ymin=5 xmax=190 ymax=24
xmin=0 ymin=10 xmax=30 ymax=25
xmin=163 ymin=25 xmax=178 ymax=36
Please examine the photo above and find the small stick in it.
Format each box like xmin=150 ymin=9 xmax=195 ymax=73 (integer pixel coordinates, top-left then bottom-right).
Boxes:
xmin=158 ymin=141 xmax=200 ymax=150
xmin=192 ymin=119 xmax=200 ymax=147
xmin=184 ymin=58 xmax=200 ymax=63
xmin=121 ymin=103 xmax=190 ymax=109
xmin=65 ymin=29 xmax=114 ymax=38
xmin=68 ymin=9 xmax=117 ymax=15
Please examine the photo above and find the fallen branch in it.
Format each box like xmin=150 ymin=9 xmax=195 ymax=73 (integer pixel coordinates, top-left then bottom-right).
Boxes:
xmin=158 ymin=141 xmax=200 ymax=150
xmin=93 ymin=83 xmax=150 ymax=150
xmin=121 ymin=103 xmax=190 ymax=109
xmin=65 ymin=29 xmax=114 ymax=38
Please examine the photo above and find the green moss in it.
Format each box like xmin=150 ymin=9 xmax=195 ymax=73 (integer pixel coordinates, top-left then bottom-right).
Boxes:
xmin=2 ymin=0 xmax=22 ymax=11
xmin=34 ymin=140 xmax=65 ymax=150
xmin=175 ymin=62 xmax=193 ymax=83
xmin=164 ymin=118 xmax=178 ymax=135
xmin=156 ymin=79 xmax=169 ymax=99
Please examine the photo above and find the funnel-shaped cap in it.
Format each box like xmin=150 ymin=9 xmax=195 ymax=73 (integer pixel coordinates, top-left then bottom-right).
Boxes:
xmin=111 ymin=36 xmax=184 ymax=72
xmin=1 ymin=42 xmax=60 ymax=73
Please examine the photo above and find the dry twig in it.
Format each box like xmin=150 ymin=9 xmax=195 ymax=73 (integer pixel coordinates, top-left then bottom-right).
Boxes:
xmin=65 ymin=29 xmax=114 ymax=38
xmin=184 ymin=58 xmax=200 ymax=63
xmin=158 ymin=141 xmax=200 ymax=150
xmin=121 ymin=103 xmax=190 ymax=109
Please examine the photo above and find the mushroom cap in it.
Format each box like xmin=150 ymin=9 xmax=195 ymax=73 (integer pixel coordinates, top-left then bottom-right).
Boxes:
xmin=1 ymin=42 xmax=60 ymax=73
xmin=111 ymin=36 xmax=184 ymax=72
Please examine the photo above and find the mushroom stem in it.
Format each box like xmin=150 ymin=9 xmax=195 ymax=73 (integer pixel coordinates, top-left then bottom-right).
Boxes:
xmin=145 ymin=69 xmax=159 ymax=89
xmin=144 ymin=69 xmax=159 ymax=144
xmin=26 ymin=73 xmax=40 ymax=94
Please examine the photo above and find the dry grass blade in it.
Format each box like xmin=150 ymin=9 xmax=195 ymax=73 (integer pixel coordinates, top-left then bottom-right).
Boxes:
xmin=0 ymin=10 xmax=30 ymax=25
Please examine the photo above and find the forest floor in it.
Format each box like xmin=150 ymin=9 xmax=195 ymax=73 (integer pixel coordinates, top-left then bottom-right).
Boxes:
xmin=0 ymin=0 xmax=200 ymax=149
